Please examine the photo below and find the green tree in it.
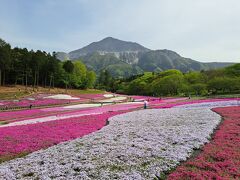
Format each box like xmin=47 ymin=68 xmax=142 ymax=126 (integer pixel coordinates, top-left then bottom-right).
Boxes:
xmin=63 ymin=60 xmax=74 ymax=73
xmin=30 ymin=50 xmax=45 ymax=89
xmin=0 ymin=38 xmax=11 ymax=86
xmin=151 ymin=74 xmax=184 ymax=96
xmin=72 ymin=61 xmax=87 ymax=88
xmin=47 ymin=55 xmax=59 ymax=89
xmin=191 ymin=83 xmax=207 ymax=95
xmin=98 ymin=70 xmax=112 ymax=88
xmin=86 ymin=71 xmax=96 ymax=88
xmin=184 ymin=71 xmax=205 ymax=84
xmin=207 ymin=77 xmax=238 ymax=94
xmin=158 ymin=69 xmax=183 ymax=77
xmin=225 ymin=63 xmax=240 ymax=77
xmin=128 ymin=79 xmax=148 ymax=95
xmin=127 ymin=72 xmax=154 ymax=95
xmin=20 ymin=48 xmax=32 ymax=89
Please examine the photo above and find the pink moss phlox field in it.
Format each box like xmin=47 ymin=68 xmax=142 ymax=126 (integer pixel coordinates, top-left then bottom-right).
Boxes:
xmin=161 ymin=97 xmax=188 ymax=103
xmin=148 ymin=97 xmax=188 ymax=106
xmin=130 ymin=96 xmax=190 ymax=107
xmin=41 ymin=103 xmax=143 ymax=121
xmin=153 ymin=98 xmax=240 ymax=109
xmin=0 ymin=108 xmax=74 ymax=123
xmin=130 ymin=95 xmax=160 ymax=101
xmin=0 ymin=101 xmax=143 ymax=124
xmin=0 ymin=111 xmax=126 ymax=162
xmin=0 ymin=96 xmax=83 ymax=109
xmin=0 ymin=93 xmax=126 ymax=110
xmin=76 ymin=94 xmax=106 ymax=100
xmin=168 ymin=106 xmax=240 ymax=179
xmin=0 ymin=109 xmax=43 ymax=122
xmin=63 ymin=103 xmax=142 ymax=117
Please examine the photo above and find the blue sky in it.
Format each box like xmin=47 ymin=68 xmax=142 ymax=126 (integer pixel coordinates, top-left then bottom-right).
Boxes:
xmin=0 ymin=0 xmax=239 ymax=62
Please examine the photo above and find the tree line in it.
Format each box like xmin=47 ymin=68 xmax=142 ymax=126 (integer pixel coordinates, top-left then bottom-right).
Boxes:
xmin=0 ymin=38 xmax=96 ymax=90
xmin=99 ymin=64 xmax=240 ymax=96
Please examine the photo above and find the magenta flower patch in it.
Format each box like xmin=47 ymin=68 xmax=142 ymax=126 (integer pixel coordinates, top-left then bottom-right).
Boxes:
xmin=0 ymin=111 xmax=126 ymax=162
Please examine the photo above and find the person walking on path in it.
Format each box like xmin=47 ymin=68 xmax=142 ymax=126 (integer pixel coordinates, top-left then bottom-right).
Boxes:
xmin=144 ymin=100 xmax=148 ymax=109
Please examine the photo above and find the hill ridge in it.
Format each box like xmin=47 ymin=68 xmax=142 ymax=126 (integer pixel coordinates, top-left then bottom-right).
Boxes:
xmin=56 ymin=37 xmax=235 ymax=78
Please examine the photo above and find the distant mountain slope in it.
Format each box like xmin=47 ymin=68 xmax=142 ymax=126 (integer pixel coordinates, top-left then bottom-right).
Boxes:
xmin=56 ymin=37 xmax=235 ymax=77
xmin=68 ymin=37 xmax=149 ymax=64
xmin=203 ymin=62 xmax=235 ymax=69
xmin=138 ymin=50 xmax=208 ymax=72
xmin=78 ymin=52 xmax=143 ymax=78
xmin=138 ymin=50 xmax=235 ymax=73
xmin=55 ymin=52 xmax=69 ymax=61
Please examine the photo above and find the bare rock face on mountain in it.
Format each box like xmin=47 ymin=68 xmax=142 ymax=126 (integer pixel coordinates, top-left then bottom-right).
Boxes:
xmin=68 ymin=37 xmax=149 ymax=64
xmin=56 ymin=37 xmax=234 ymax=78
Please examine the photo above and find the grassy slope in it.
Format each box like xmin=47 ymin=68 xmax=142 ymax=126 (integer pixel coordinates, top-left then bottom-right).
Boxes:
xmin=0 ymin=85 xmax=105 ymax=100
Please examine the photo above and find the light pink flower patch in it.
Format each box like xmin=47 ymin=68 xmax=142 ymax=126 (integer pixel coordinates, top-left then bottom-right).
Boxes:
xmin=0 ymin=101 xmax=143 ymax=125
xmin=0 ymin=96 xmax=83 ymax=109
xmin=152 ymin=98 xmax=240 ymax=109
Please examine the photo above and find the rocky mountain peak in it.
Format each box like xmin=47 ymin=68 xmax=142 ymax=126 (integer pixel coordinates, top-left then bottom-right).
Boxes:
xmin=66 ymin=37 xmax=149 ymax=62
xmin=55 ymin=37 xmax=234 ymax=78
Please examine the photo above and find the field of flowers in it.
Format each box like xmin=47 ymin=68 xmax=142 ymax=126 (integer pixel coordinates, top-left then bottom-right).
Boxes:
xmin=0 ymin=95 xmax=192 ymax=126
xmin=0 ymin=94 xmax=239 ymax=179
xmin=0 ymin=94 xmax=83 ymax=110
xmin=0 ymin=111 xmax=129 ymax=163
xmin=0 ymin=99 xmax=238 ymax=179
xmin=0 ymin=102 xmax=144 ymax=126
xmin=0 ymin=107 xmax=222 ymax=179
xmin=0 ymin=94 xmax=145 ymax=162
xmin=153 ymin=98 xmax=240 ymax=109
xmin=0 ymin=93 xmax=119 ymax=110
xmin=168 ymin=106 xmax=240 ymax=179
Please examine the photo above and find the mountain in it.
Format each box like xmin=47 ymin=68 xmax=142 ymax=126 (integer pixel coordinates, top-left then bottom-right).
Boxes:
xmin=68 ymin=37 xmax=149 ymax=64
xmin=70 ymin=37 xmax=149 ymax=55
xmin=55 ymin=52 xmax=69 ymax=61
xmin=56 ymin=37 xmax=235 ymax=77
xmin=79 ymin=52 xmax=144 ymax=78
xmin=203 ymin=62 xmax=236 ymax=69
xmin=138 ymin=50 xmax=208 ymax=72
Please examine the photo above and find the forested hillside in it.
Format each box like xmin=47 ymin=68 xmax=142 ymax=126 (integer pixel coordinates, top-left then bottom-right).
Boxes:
xmin=0 ymin=38 xmax=96 ymax=89
xmin=99 ymin=64 xmax=240 ymax=96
